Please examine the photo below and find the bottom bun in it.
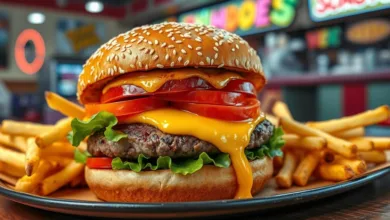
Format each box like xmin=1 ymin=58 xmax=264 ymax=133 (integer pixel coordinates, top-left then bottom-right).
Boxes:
xmin=85 ymin=157 xmax=273 ymax=202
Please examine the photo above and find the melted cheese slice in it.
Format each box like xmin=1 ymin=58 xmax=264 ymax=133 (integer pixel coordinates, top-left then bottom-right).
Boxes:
xmin=122 ymin=108 xmax=265 ymax=199
xmin=103 ymin=69 xmax=243 ymax=94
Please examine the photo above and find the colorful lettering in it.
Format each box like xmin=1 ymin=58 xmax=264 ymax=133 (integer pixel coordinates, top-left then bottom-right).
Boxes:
xmin=270 ymin=0 xmax=297 ymax=26
xmin=225 ymin=5 xmax=239 ymax=32
xmin=210 ymin=7 xmax=226 ymax=29
xmin=255 ymin=0 xmax=271 ymax=27
xmin=238 ymin=0 xmax=256 ymax=31
xmin=195 ymin=8 xmax=210 ymax=25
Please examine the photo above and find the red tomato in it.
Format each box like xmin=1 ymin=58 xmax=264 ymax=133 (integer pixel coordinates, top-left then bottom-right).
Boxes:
xmin=85 ymin=97 xmax=168 ymax=117
xmin=101 ymin=78 xmax=256 ymax=103
xmin=157 ymin=90 xmax=248 ymax=106
xmin=87 ymin=158 xmax=112 ymax=169
xmin=172 ymin=99 xmax=261 ymax=121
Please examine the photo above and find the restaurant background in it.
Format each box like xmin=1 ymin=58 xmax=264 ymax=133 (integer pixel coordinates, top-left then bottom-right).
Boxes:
xmin=0 ymin=0 xmax=389 ymax=130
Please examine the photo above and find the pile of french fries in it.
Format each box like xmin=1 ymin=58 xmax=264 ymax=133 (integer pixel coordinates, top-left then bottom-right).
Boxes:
xmin=268 ymin=101 xmax=390 ymax=188
xmin=0 ymin=92 xmax=87 ymax=195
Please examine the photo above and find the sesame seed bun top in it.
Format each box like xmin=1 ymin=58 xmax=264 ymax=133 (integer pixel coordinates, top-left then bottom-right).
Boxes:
xmin=78 ymin=22 xmax=265 ymax=104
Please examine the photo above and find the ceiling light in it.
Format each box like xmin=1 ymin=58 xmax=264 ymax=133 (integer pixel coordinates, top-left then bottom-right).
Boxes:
xmin=85 ymin=1 xmax=104 ymax=13
xmin=27 ymin=12 xmax=46 ymax=24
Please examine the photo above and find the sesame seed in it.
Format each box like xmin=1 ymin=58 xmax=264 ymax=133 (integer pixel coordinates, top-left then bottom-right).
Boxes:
xmin=236 ymin=44 xmax=239 ymax=49
xmin=178 ymin=56 xmax=182 ymax=62
xmin=165 ymin=54 xmax=169 ymax=60
xmin=146 ymin=32 xmax=150 ymax=36
xmin=206 ymin=57 xmax=211 ymax=64
xmin=152 ymin=55 xmax=159 ymax=60
xmin=170 ymin=62 xmax=175 ymax=67
xmin=235 ymin=59 xmax=239 ymax=66
xmin=143 ymin=39 xmax=147 ymax=43
xmin=161 ymin=42 xmax=167 ymax=47
xmin=213 ymin=47 xmax=218 ymax=52
xmin=132 ymin=33 xmax=138 ymax=37
xmin=173 ymin=49 xmax=177 ymax=55
xmin=115 ymin=55 xmax=119 ymax=61
xmin=171 ymin=36 xmax=175 ymax=41
xmin=145 ymin=64 xmax=149 ymax=70
xmin=140 ymin=47 xmax=145 ymax=51
xmin=113 ymin=66 xmax=117 ymax=72
xmin=168 ymin=45 xmax=175 ymax=49
xmin=213 ymin=36 xmax=218 ymax=41
xmin=115 ymin=47 xmax=120 ymax=51
xmin=214 ymin=53 xmax=218 ymax=59
xmin=197 ymin=52 xmax=202 ymax=56
xmin=130 ymin=64 xmax=135 ymax=68
xmin=138 ymin=61 xmax=142 ymax=68
xmin=148 ymin=41 xmax=153 ymax=45
xmin=159 ymin=30 xmax=163 ymax=34
xmin=176 ymin=40 xmax=182 ymax=44
xmin=121 ymin=47 xmax=126 ymax=52
xmin=195 ymin=37 xmax=202 ymax=42
xmin=215 ymin=42 xmax=218 ymax=47
xmin=200 ymin=61 xmax=205 ymax=65
xmin=184 ymin=60 xmax=189 ymax=66
xmin=219 ymin=40 xmax=223 ymax=46
xmin=137 ymin=39 xmax=142 ymax=44
xmin=181 ymin=49 xmax=187 ymax=54
xmin=157 ymin=64 xmax=164 ymax=68
xmin=149 ymin=49 xmax=155 ymax=55
xmin=165 ymin=29 xmax=173 ymax=32
xmin=196 ymin=47 xmax=202 ymax=51
xmin=175 ymin=31 xmax=181 ymax=34
xmin=124 ymin=40 xmax=129 ymax=43
xmin=167 ymin=32 xmax=173 ymax=38
xmin=218 ymin=63 xmax=224 ymax=68
xmin=126 ymin=44 xmax=132 ymax=48
xmin=232 ymin=48 xmax=236 ymax=52
xmin=211 ymin=59 xmax=214 ymax=65
xmin=154 ymin=40 xmax=159 ymax=45
xmin=187 ymin=45 xmax=192 ymax=49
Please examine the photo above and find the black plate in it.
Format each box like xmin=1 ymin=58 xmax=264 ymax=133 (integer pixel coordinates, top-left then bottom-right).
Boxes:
xmin=1 ymin=167 xmax=390 ymax=219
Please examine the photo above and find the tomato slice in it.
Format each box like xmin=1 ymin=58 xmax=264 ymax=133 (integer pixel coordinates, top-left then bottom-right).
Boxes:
xmin=86 ymin=97 xmax=168 ymax=117
xmin=101 ymin=78 xmax=256 ymax=103
xmin=172 ymin=99 xmax=261 ymax=121
xmin=87 ymin=157 xmax=112 ymax=169
xmin=157 ymin=90 xmax=248 ymax=106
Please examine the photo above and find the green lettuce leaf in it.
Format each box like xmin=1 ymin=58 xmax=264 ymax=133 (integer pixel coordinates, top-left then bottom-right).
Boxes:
xmin=68 ymin=111 xmax=127 ymax=147
xmin=112 ymin=152 xmax=231 ymax=175
xmin=245 ymin=127 xmax=285 ymax=160
xmin=74 ymin=149 xmax=92 ymax=164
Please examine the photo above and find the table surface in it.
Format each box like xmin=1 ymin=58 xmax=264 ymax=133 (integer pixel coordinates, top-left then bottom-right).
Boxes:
xmin=1 ymin=174 xmax=390 ymax=220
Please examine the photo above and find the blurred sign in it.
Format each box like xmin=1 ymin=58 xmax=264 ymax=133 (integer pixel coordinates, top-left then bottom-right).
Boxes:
xmin=56 ymin=19 xmax=105 ymax=57
xmin=346 ymin=19 xmax=390 ymax=44
xmin=14 ymin=29 xmax=46 ymax=75
xmin=66 ymin=24 xmax=100 ymax=52
xmin=0 ymin=12 xmax=9 ymax=70
xmin=178 ymin=0 xmax=298 ymax=36
xmin=306 ymin=26 xmax=342 ymax=49
xmin=0 ymin=81 xmax=11 ymax=119
xmin=309 ymin=0 xmax=390 ymax=22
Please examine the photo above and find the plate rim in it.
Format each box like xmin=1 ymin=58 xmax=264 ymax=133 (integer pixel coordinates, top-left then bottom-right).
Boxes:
xmin=0 ymin=167 xmax=389 ymax=216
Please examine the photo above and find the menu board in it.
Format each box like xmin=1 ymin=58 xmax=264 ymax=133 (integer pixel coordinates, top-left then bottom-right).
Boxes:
xmin=309 ymin=0 xmax=390 ymax=22
xmin=0 ymin=12 xmax=9 ymax=70
xmin=177 ymin=0 xmax=298 ymax=36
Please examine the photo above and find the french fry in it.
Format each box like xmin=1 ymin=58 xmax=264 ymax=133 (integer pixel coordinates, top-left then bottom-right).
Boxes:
xmin=35 ymin=117 xmax=73 ymax=149
xmin=40 ymin=161 xmax=84 ymax=196
xmin=334 ymin=127 xmax=365 ymax=139
xmin=0 ymin=146 xmax=25 ymax=170
xmin=317 ymin=163 xmax=354 ymax=181
xmin=12 ymin=136 xmax=27 ymax=152
xmin=280 ymin=117 xmax=357 ymax=158
xmin=41 ymin=142 xmax=75 ymax=157
xmin=0 ymin=133 xmax=22 ymax=152
xmin=25 ymin=138 xmax=42 ymax=176
xmin=349 ymin=137 xmax=374 ymax=151
xmin=365 ymin=137 xmax=390 ymax=150
xmin=1 ymin=120 xmax=53 ymax=137
xmin=266 ymin=114 xmax=279 ymax=126
xmin=45 ymin=92 xmax=85 ymax=119
xmin=70 ymin=171 xmax=85 ymax=188
xmin=358 ymin=151 xmax=387 ymax=163
xmin=293 ymin=152 xmax=320 ymax=186
xmin=275 ymin=151 xmax=298 ymax=188
xmin=0 ymin=161 xmax=25 ymax=178
xmin=283 ymin=134 xmax=326 ymax=151
xmin=42 ymin=156 xmax=73 ymax=168
xmin=272 ymin=101 xmax=293 ymax=119
xmin=273 ymin=156 xmax=284 ymax=169
xmin=307 ymin=106 xmax=389 ymax=133
xmin=334 ymin=157 xmax=367 ymax=175
xmin=15 ymin=160 xmax=54 ymax=193
xmin=320 ymin=150 xmax=335 ymax=163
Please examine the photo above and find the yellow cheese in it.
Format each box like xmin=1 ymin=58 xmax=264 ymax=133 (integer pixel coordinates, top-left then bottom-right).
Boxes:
xmin=122 ymin=108 xmax=265 ymax=199
xmin=102 ymin=69 xmax=243 ymax=94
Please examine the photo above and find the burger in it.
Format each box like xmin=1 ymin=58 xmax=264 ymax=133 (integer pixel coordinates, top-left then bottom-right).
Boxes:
xmin=69 ymin=22 xmax=284 ymax=202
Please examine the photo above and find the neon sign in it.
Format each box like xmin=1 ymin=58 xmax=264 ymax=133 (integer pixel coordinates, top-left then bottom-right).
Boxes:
xmin=14 ymin=29 xmax=45 ymax=75
xmin=178 ymin=0 xmax=298 ymax=36
xmin=309 ymin=0 xmax=390 ymax=22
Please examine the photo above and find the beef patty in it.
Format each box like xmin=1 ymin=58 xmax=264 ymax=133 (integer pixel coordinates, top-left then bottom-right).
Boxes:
xmin=88 ymin=119 xmax=274 ymax=159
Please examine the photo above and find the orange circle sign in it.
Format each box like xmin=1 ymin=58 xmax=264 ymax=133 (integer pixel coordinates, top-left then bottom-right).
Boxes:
xmin=14 ymin=29 xmax=46 ymax=75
